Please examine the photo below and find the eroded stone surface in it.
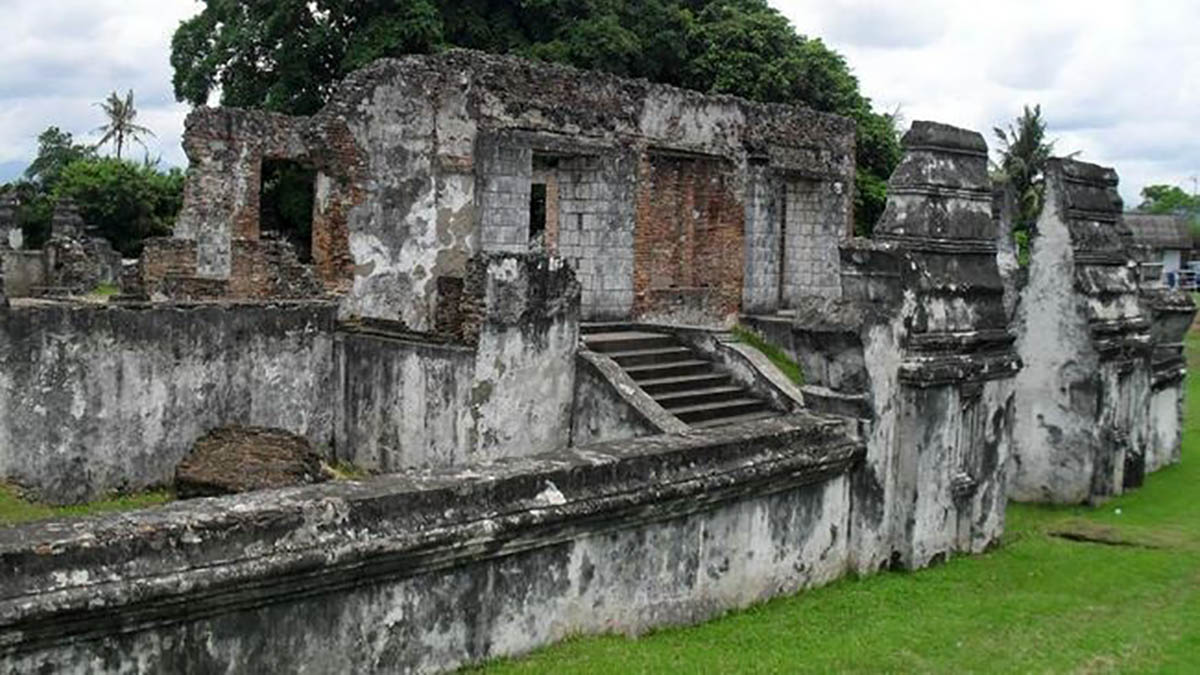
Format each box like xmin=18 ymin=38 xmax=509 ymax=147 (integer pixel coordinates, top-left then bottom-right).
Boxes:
xmin=1008 ymin=159 xmax=1154 ymax=504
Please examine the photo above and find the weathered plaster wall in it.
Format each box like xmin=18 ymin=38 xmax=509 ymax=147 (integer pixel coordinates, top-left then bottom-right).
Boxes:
xmin=335 ymin=330 xmax=475 ymax=470
xmin=1009 ymin=160 xmax=1154 ymax=504
xmin=0 ymin=302 xmax=337 ymax=503
xmin=161 ymin=50 xmax=854 ymax=324
xmin=0 ymin=415 xmax=863 ymax=674
xmin=469 ymin=254 xmax=580 ymax=460
xmin=0 ymin=251 xmax=45 ymax=298
xmin=569 ymin=351 xmax=681 ymax=446
xmin=1140 ymin=289 xmax=1194 ymax=472
xmin=336 ymin=252 xmax=580 ymax=471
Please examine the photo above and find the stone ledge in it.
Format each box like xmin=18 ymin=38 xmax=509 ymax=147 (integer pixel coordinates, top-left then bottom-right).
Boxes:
xmin=0 ymin=415 xmax=862 ymax=656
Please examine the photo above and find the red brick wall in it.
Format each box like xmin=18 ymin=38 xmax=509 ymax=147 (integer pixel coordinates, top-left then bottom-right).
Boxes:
xmin=633 ymin=152 xmax=744 ymax=320
xmin=139 ymin=238 xmax=198 ymax=290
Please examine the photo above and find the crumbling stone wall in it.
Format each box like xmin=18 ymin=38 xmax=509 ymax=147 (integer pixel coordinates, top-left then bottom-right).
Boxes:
xmin=1008 ymin=159 xmax=1154 ymax=504
xmin=0 ymin=302 xmax=338 ymax=504
xmin=161 ymin=50 xmax=854 ymax=325
xmin=337 ymin=251 xmax=579 ymax=471
xmin=749 ymin=122 xmax=1020 ymax=570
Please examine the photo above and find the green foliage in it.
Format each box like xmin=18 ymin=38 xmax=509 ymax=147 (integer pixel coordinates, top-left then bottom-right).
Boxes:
xmin=474 ymin=334 xmax=1200 ymax=672
xmin=171 ymin=0 xmax=901 ymax=233
xmin=260 ymin=160 xmax=316 ymax=260
xmin=992 ymin=105 xmax=1062 ymax=265
xmin=23 ymin=126 xmax=95 ymax=190
xmin=1140 ymin=185 xmax=1200 ymax=241
xmin=732 ymin=325 xmax=803 ymax=386
xmin=0 ymin=483 xmax=173 ymax=526
xmin=53 ymin=158 xmax=184 ymax=256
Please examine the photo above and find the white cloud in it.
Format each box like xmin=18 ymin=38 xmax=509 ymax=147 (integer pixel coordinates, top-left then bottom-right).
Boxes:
xmin=773 ymin=0 xmax=1200 ymax=205
xmin=0 ymin=0 xmax=1196 ymax=206
xmin=0 ymin=0 xmax=199 ymax=178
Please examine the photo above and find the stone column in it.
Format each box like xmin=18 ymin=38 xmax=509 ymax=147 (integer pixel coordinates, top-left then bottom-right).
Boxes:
xmin=1009 ymin=159 xmax=1154 ymax=503
xmin=791 ymin=121 xmax=1021 ymax=571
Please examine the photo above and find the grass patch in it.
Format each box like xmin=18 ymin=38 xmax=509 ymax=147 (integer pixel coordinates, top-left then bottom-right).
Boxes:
xmin=731 ymin=325 xmax=803 ymax=386
xmin=476 ymin=335 xmax=1200 ymax=673
xmin=325 ymin=459 xmax=370 ymax=481
xmin=87 ymin=283 xmax=121 ymax=298
xmin=0 ymin=483 xmax=173 ymax=527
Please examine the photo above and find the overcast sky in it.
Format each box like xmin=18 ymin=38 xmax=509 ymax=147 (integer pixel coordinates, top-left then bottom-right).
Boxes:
xmin=1 ymin=0 xmax=1196 ymax=205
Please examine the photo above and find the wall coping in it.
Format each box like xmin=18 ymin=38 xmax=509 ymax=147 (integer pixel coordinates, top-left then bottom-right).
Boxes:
xmin=0 ymin=414 xmax=862 ymax=656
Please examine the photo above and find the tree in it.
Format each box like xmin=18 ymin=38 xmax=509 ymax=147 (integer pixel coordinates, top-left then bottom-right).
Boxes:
xmin=992 ymin=105 xmax=1066 ymax=263
xmin=1138 ymin=185 xmax=1200 ymax=216
xmin=170 ymin=0 xmax=901 ymax=233
xmin=94 ymin=90 xmax=156 ymax=160
xmin=53 ymin=158 xmax=184 ymax=256
xmin=23 ymin=127 xmax=95 ymax=190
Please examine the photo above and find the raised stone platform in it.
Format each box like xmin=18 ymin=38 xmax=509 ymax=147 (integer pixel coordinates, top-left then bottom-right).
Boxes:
xmin=0 ymin=414 xmax=862 ymax=673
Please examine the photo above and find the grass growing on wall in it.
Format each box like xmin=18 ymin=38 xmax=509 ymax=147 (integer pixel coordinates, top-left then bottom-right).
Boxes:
xmin=0 ymin=484 xmax=173 ymax=527
xmin=476 ymin=335 xmax=1200 ymax=673
xmin=731 ymin=325 xmax=804 ymax=387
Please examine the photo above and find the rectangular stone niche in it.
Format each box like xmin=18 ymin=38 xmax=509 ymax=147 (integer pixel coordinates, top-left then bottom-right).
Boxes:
xmin=0 ymin=414 xmax=862 ymax=673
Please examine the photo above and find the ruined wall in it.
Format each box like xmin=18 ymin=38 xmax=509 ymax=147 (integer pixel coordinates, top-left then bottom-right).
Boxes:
xmin=335 ymin=329 xmax=475 ymax=470
xmin=161 ymin=50 xmax=854 ymax=325
xmin=336 ymin=252 xmax=579 ymax=471
xmin=1009 ymin=160 xmax=1154 ymax=504
xmin=0 ymin=415 xmax=862 ymax=673
xmin=0 ymin=251 xmax=45 ymax=298
xmin=468 ymin=254 xmax=580 ymax=460
xmin=0 ymin=302 xmax=337 ymax=504
xmin=165 ymin=107 xmax=358 ymax=297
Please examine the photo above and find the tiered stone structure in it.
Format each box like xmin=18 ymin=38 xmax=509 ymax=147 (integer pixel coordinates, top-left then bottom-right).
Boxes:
xmin=1009 ymin=159 xmax=1159 ymax=503
xmin=748 ymin=122 xmax=1021 ymax=569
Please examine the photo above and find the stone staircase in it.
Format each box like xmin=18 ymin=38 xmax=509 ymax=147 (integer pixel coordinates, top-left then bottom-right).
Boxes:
xmin=582 ymin=324 xmax=781 ymax=428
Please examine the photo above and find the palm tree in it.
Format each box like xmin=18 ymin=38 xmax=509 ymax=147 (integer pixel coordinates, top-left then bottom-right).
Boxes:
xmin=992 ymin=105 xmax=1076 ymax=265
xmin=94 ymin=90 xmax=155 ymax=160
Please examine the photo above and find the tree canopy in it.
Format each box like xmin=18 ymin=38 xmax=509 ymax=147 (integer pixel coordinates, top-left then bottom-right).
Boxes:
xmin=171 ymin=0 xmax=900 ymax=233
xmin=1138 ymin=184 xmax=1199 ymax=216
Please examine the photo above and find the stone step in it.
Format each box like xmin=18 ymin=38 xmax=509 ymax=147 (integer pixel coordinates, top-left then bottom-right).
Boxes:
xmin=638 ymin=373 xmax=733 ymax=395
xmin=651 ymin=385 xmax=745 ymax=408
xmin=691 ymin=410 xmax=781 ymax=429
xmin=580 ymin=322 xmax=636 ymax=335
xmin=665 ymin=397 xmax=771 ymax=424
xmin=608 ymin=346 xmax=695 ymax=367
xmin=584 ymin=331 xmax=677 ymax=353
xmin=624 ymin=359 xmax=714 ymax=380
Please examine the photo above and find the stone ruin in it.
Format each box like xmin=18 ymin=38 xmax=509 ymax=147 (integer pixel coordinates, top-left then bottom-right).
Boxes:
xmin=0 ymin=51 xmax=1192 ymax=673
xmin=0 ymin=197 xmax=122 ymax=298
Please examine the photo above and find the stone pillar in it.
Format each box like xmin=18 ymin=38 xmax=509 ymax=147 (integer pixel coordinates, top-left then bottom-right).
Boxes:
xmin=1009 ymin=159 xmax=1154 ymax=504
xmin=791 ymin=121 xmax=1021 ymax=571
xmin=1139 ymin=288 xmax=1194 ymax=473
xmin=464 ymin=252 xmax=581 ymax=461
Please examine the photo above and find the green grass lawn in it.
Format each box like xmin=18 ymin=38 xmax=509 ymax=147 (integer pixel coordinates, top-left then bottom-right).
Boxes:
xmin=0 ymin=484 xmax=172 ymax=526
xmin=477 ymin=337 xmax=1200 ymax=673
